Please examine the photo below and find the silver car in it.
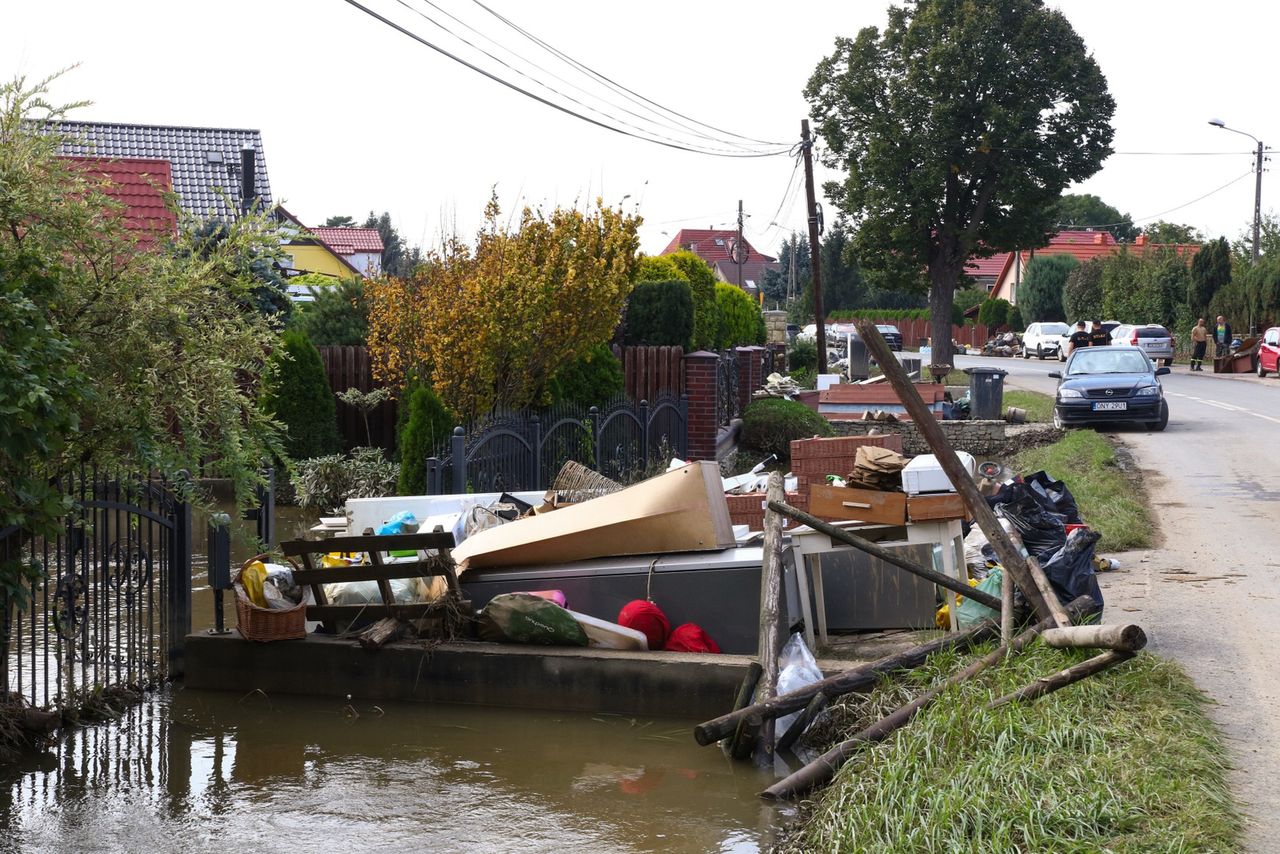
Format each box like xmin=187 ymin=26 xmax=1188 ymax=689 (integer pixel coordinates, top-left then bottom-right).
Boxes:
xmin=1111 ymin=324 xmax=1174 ymax=366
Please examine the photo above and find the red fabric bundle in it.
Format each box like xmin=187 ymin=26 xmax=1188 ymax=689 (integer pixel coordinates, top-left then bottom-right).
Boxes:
xmin=617 ymin=599 xmax=670 ymax=650
xmin=664 ymin=623 xmax=721 ymax=654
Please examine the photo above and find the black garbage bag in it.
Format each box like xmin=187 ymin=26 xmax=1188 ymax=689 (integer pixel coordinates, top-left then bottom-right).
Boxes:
xmin=1022 ymin=471 xmax=1082 ymax=525
xmin=995 ymin=493 xmax=1067 ymax=559
xmin=1038 ymin=528 xmax=1104 ymax=619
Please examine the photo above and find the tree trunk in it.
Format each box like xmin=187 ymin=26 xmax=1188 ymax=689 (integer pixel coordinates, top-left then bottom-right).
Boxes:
xmin=928 ymin=259 xmax=959 ymax=369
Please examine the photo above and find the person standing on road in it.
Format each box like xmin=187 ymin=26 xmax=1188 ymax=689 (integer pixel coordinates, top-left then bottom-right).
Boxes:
xmin=1214 ymin=315 xmax=1233 ymax=358
xmin=1068 ymin=321 xmax=1091 ymax=356
xmin=1089 ymin=320 xmax=1111 ymax=347
xmin=1190 ymin=318 xmax=1208 ymax=371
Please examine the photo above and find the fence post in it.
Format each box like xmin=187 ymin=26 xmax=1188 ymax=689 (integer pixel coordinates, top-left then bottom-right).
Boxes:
xmin=640 ymin=399 xmax=651 ymax=471
xmin=679 ymin=394 xmax=690 ymax=458
xmin=682 ymin=351 xmax=720 ymax=461
xmin=531 ymin=414 xmax=542 ymax=491
xmin=451 ymin=427 xmax=467 ymax=494
xmin=258 ymin=466 xmax=275 ymax=548
xmin=168 ymin=479 xmax=193 ymax=680
xmin=425 ymin=457 xmax=441 ymax=495
xmin=589 ymin=406 xmax=603 ymax=472
xmin=206 ymin=514 xmax=232 ymax=635
xmin=0 ymin=587 xmax=9 ymax=697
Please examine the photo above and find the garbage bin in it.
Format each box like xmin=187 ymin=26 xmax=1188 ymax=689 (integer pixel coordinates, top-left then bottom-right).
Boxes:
xmin=847 ymin=336 xmax=869 ymax=379
xmin=964 ymin=367 xmax=1007 ymax=420
xmin=897 ymin=354 xmax=922 ymax=379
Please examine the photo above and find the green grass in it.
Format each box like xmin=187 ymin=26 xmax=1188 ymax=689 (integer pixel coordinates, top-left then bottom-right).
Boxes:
xmin=1003 ymin=389 xmax=1054 ymax=423
xmin=1011 ymin=430 xmax=1152 ymax=551
xmin=784 ymin=644 xmax=1241 ymax=854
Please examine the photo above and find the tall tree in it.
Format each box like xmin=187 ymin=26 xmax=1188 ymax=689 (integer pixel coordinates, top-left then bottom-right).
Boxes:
xmin=1064 ymin=257 xmax=1104 ymax=322
xmin=1141 ymin=220 xmax=1202 ymax=245
xmin=762 ymin=234 xmax=811 ymax=306
xmin=805 ymin=0 xmax=1115 ymax=367
xmin=1189 ymin=236 xmax=1232 ymax=316
xmin=1017 ymin=254 xmax=1076 ymax=323
xmin=819 ymin=221 xmax=864 ymax=312
xmin=325 ymin=215 xmax=356 ymax=227
xmin=363 ymin=211 xmax=421 ymax=278
xmin=1052 ymin=193 xmax=1138 ymax=242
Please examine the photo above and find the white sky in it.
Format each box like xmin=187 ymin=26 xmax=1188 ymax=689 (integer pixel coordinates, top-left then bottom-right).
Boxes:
xmin=4 ymin=0 xmax=1276 ymax=257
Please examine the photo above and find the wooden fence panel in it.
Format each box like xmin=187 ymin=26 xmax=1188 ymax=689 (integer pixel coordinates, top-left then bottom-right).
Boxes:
xmin=317 ymin=345 xmax=398 ymax=453
xmin=621 ymin=345 xmax=684 ymax=402
xmin=848 ymin=318 xmax=990 ymax=352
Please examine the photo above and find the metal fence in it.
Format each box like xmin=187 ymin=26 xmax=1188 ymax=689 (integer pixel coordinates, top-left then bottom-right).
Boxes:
xmin=425 ymin=394 xmax=688 ymax=494
xmin=715 ymin=350 xmax=741 ymax=427
xmin=1 ymin=470 xmax=192 ymax=710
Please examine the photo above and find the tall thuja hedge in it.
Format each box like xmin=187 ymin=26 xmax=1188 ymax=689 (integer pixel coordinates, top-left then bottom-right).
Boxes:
xmin=1017 ymin=255 xmax=1076 ymax=323
xmin=624 ymin=279 xmax=693 ymax=347
xmin=715 ymin=282 xmax=766 ymax=348
xmin=667 ymin=250 xmax=718 ymax=350
xmin=262 ymin=330 xmax=342 ymax=461
xmin=547 ymin=342 xmax=623 ymax=406
xmin=397 ymin=383 xmax=456 ymax=495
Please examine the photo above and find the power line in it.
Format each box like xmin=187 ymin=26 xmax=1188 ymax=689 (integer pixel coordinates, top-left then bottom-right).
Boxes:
xmin=1058 ymin=170 xmax=1257 ymax=230
xmin=467 ymin=0 xmax=789 ymax=149
xmin=340 ymin=0 xmax=790 ymax=158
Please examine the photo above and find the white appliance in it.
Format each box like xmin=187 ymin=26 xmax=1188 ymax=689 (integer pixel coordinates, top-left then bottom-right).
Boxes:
xmin=902 ymin=452 xmax=976 ymax=494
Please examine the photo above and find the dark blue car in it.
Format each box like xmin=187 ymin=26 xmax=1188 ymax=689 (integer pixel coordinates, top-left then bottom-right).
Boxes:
xmin=1049 ymin=345 xmax=1170 ymax=432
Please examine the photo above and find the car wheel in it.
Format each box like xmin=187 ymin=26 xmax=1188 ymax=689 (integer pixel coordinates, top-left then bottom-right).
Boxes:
xmin=1052 ymin=407 xmax=1065 ymax=431
xmin=1058 ymin=348 xmax=1066 ymax=362
xmin=1022 ymin=346 xmax=1030 ymax=360
xmin=1037 ymin=346 xmax=1045 ymax=360
xmin=1259 ymin=359 xmax=1268 ymax=378
xmin=1147 ymin=401 xmax=1169 ymax=432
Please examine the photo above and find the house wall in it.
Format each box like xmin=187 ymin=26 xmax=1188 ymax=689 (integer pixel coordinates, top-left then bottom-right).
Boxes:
xmin=348 ymin=251 xmax=382 ymax=277
xmin=287 ymin=244 xmax=356 ymax=280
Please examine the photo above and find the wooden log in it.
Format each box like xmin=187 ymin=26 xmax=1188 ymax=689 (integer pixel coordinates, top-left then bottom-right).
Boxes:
xmin=730 ymin=713 xmax=763 ymax=761
xmin=1040 ymin=624 xmax=1147 ymax=653
xmin=694 ymin=617 xmax=999 ymax=746
xmin=752 ymin=472 xmax=787 ymax=766
xmin=358 ymin=617 xmax=408 ymax=649
xmin=1000 ymin=563 xmax=1014 ymax=643
xmin=854 ymin=319 xmax=1067 ymax=627
xmin=776 ymin=692 xmax=828 ymax=753
xmin=769 ymin=500 xmax=1002 ymax=612
xmin=721 ymin=662 xmax=763 ymax=758
xmin=987 ymin=649 xmax=1136 ymax=709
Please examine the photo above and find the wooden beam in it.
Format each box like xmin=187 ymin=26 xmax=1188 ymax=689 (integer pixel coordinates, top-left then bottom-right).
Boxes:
xmin=853 ymin=319 xmax=1067 ymax=627
xmin=752 ymin=472 xmax=787 ymax=766
xmin=987 ymin=649 xmax=1136 ymax=708
xmin=1040 ymin=624 xmax=1147 ymax=653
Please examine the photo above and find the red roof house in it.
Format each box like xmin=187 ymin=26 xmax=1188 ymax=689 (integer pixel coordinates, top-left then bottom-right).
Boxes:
xmin=307 ymin=226 xmax=385 ymax=277
xmin=64 ymin=156 xmax=177 ymax=246
xmin=660 ymin=228 xmax=778 ymax=292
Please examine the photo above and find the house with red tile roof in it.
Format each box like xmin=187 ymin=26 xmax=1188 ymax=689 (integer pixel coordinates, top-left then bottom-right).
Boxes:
xmin=63 ymin=156 xmax=178 ymax=246
xmin=308 ymin=225 xmax=385 ymax=277
xmin=659 ymin=228 xmax=778 ymax=294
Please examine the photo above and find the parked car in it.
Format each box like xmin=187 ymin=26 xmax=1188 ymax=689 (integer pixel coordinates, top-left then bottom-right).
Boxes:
xmin=1111 ymin=324 xmax=1175 ymax=366
xmin=1057 ymin=320 xmax=1121 ymax=360
xmin=875 ymin=324 xmax=904 ymax=351
xmin=1048 ymin=345 xmax=1170 ymax=431
xmin=1258 ymin=326 xmax=1280 ymax=376
xmin=1021 ymin=321 xmax=1070 ymax=360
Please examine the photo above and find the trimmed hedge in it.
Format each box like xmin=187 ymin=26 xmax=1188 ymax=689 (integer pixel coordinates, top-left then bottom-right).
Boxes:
xmin=547 ymin=343 xmax=624 ymax=406
xmin=715 ymin=282 xmax=766 ymax=348
xmin=624 ymin=279 xmax=694 ymax=348
xmin=397 ymin=383 xmax=456 ymax=495
xmin=828 ymin=308 xmax=931 ymax=321
xmin=262 ymin=330 xmax=342 ymax=461
xmin=741 ymin=398 xmax=833 ymax=459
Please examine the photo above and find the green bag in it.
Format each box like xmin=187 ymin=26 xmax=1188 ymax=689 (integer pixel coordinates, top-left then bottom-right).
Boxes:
xmin=955 ymin=567 xmax=1003 ymax=628
xmin=477 ymin=593 xmax=589 ymax=646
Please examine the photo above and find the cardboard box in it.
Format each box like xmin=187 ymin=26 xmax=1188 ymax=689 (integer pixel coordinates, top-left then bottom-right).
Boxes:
xmin=808 ymin=484 xmax=907 ymax=525
xmin=906 ymin=493 xmax=971 ymax=522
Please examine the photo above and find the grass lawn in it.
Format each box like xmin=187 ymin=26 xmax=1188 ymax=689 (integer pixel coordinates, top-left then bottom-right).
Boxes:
xmin=1012 ymin=429 xmax=1153 ymax=551
xmin=1003 ymin=389 xmax=1054 ymax=423
xmin=783 ymin=643 xmax=1241 ymax=853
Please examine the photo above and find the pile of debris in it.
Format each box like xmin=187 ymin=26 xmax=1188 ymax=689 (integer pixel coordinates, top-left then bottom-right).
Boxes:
xmin=982 ymin=331 xmax=1023 ymax=357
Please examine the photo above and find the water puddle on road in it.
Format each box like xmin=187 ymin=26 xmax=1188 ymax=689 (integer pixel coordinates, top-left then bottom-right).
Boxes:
xmin=1 ymin=688 xmax=782 ymax=853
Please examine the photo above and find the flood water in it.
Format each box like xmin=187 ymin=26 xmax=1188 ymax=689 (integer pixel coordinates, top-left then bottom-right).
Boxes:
xmin=2 ymin=506 xmax=787 ymax=852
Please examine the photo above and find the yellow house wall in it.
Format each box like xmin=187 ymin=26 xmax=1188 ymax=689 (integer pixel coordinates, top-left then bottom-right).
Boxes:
xmin=288 ymin=244 xmax=355 ymax=279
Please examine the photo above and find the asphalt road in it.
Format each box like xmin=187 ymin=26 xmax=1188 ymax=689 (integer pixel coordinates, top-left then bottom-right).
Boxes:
xmin=958 ymin=353 xmax=1280 ymax=849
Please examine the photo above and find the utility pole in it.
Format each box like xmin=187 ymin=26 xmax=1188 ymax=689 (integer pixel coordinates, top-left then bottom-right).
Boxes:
xmin=801 ymin=119 xmax=827 ymax=374
xmin=1253 ymin=139 xmax=1264 ymax=266
xmin=737 ymin=199 xmax=745 ymax=292
xmin=786 ymin=233 xmax=798 ymax=306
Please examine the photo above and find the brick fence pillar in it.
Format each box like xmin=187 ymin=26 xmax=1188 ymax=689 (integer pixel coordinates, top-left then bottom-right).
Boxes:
xmin=735 ymin=346 xmax=765 ymax=415
xmin=683 ymin=350 xmax=720 ymax=462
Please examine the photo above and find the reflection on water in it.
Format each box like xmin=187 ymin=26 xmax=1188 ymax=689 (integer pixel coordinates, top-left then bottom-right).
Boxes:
xmin=1 ymin=689 xmax=783 ymax=853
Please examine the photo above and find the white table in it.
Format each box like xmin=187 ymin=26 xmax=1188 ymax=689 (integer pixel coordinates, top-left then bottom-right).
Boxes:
xmin=788 ymin=517 xmax=966 ymax=650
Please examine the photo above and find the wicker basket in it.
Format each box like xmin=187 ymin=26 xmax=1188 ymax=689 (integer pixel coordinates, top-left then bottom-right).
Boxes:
xmin=234 ymin=554 xmax=307 ymax=642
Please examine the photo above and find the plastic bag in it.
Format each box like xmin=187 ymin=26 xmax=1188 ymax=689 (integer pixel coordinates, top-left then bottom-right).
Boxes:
xmin=994 ymin=492 xmax=1067 ymax=559
xmin=774 ymin=633 xmax=824 ymax=735
xmin=477 ymin=593 xmax=589 ymax=646
xmin=1023 ymin=471 xmax=1082 ymax=524
xmin=955 ymin=567 xmax=1003 ymax=628
xmin=376 ymin=510 xmax=419 ymax=535
xmin=1039 ymin=529 xmax=1104 ymax=619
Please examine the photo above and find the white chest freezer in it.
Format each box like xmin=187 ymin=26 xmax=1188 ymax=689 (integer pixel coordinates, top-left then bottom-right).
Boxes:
xmin=902 ymin=452 xmax=976 ymax=494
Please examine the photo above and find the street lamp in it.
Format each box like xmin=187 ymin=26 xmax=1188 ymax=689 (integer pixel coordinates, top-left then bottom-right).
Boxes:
xmin=1208 ymin=119 xmax=1265 ymax=265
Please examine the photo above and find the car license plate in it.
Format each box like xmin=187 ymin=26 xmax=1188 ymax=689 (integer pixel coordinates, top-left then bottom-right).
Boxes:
xmin=1093 ymin=401 xmax=1127 ymax=411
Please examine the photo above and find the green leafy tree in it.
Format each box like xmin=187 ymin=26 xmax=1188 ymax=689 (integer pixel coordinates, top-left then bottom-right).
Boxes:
xmin=1100 ymin=249 xmax=1145 ymax=322
xmin=715 ymin=283 xmax=766 ymax=348
xmin=325 ymin=215 xmax=356 ymax=227
xmin=805 ymin=0 xmax=1115 ymax=368
xmin=289 ymin=275 xmax=368 ymax=346
xmin=952 ymin=287 xmax=987 ymax=325
xmin=1017 ymin=255 xmax=1076 ymax=323
xmin=397 ymin=383 xmax=456 ymax=495
xmin=764 ymin=234 xmax=812 ymax=308
xmin=547 ymin=343 xmax=624 ymax=406
xmin=1052 ymin=193 xmax=1138 ymax=242
xmin=819 ymin=222 xmax=864 ymax=312
xmin=666 ymin=250 xmax=718 ymax=350
xmin=1064 ymin=258 xmax=1104 ymax=321
xmin=1189 ymin=237 xmax=1232 ymax=317
xmin=186 ymin=217 xmax=293 ymax=320
xmin=1231 ymin=212 xmax=1280 ymax=264
xmin=262 ymin=330 xmax=342 ymax=460
xmin=624 ymin=280 xmax=694 ymax=347
xmin=978 ymin=298 xmax=1011 ymax=330
xmin=1142 ymin=220 xmax=1202 ymax=245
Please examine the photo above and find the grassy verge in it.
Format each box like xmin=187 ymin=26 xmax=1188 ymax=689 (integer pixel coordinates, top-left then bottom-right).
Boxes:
xmin=783 ymin=644 xmax=1241 ymax=854
xmin=1002 ymin=389 xmax=1054 ymax=423
xmin=1011 ymin=429 xmax=1152 ymax=551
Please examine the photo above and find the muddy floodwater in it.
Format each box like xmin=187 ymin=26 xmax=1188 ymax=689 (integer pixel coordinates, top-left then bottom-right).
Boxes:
xmin=2 ymin=505 xmax=786 ymax=852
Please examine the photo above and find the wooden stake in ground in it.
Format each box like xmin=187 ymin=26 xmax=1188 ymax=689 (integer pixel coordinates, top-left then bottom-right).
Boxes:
xmin=722 ymin=662 xmax=763 ymax=758
xmin=769 ymin=500 xmax=1002 ymax=611
xmin=853 ymin=319 xmax=1068 ymax=628
xmin=760 ymin=594 xmax=1095 ymax=801
xmin=694 ymin=618 xmax=999 ymax=746
xmin=752 ymin=472 xmax=787 ymax=766
xmin=987 ymin=649 xmax=1136 ymax=708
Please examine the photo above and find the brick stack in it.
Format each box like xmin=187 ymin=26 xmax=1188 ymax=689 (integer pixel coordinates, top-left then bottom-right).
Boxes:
xmin=790 ymin=434 xmax=905 ymax=499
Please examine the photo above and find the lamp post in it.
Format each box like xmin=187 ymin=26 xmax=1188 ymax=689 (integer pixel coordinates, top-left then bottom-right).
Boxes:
xmin=1208 ymin=119 xmax=1265 ymax=265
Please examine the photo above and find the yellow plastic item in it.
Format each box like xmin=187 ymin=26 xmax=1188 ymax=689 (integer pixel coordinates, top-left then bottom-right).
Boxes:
xmin=322 ymin=552 xmax=361 ymax=568
xmin=240 ymin=560 xmax=269 ymax=609
xmin=934 ymin=577 xmax=981 ymax=630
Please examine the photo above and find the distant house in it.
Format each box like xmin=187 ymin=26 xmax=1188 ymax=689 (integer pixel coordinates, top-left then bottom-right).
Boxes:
xmin=53 ymin=120 xmax=273 ymax=222
xmin=307 ymin=225 xmax=384 ymax=277
xmin=274 ymin=207 xmax=365 ymax=286
xmin=62 ymin=156 xmax=178 ymax=246
xmin=660 ymin=228 xmax=779 ymax=296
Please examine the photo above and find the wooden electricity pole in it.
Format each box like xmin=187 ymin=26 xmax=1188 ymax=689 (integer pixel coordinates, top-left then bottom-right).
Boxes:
xmin=801 ymin=119 xmax=827 ymax=374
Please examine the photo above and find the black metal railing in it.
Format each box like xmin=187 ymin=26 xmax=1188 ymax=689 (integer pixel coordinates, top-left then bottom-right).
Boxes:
xmin=425 ymin=393 xmax=688 ymax=495
xmin=715 ymin=350 xmax=741 ymax=427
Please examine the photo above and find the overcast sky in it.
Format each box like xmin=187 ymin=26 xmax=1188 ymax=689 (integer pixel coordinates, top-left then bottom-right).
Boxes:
xmin=4 ymin=0 xmax=1275 ymax=257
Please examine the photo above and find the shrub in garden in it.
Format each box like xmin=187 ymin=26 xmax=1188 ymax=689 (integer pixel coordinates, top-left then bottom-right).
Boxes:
xmin=624 ymin=279 xmax=694 ymax=347
xmin=290 ymin=275 xmax=368 ymax=346
xmin=547 ymin=342 xmax=624 ymax=406
xmin=262 ymin=330 xmax=342 ymax=461
xmin=667 ymin=250 xmax=719 ymax=351
xmin=1016 ymin=255 xmax=1076 ymax=323
xmin=634 ymin=255 xmax=684 ymax=283
xmin=977 ymin=297 xmax=1012 ymax=330
xmin=788 ymin=338 xmax=819 ymax=373
xmin=740 ymin=399 xmax=833 ymax=459
xmin=715 ymin=283 xmax=766 ymax=348
xmin=1064 ymin=258 xmax=1104 ymax=322
xmin=294 ymin=447 xmax=398 ymax=512
xmin=397 ymin=383 xmax=457 ymax=495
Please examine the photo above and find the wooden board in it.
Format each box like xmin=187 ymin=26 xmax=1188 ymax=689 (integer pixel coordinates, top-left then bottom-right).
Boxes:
xmin=808 ymin=484 xmax=907 ymax=526
xmin=907 ymin=493 xmax=970 ymax=522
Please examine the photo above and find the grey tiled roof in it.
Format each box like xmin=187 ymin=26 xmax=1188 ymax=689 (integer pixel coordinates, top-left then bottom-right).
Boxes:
xmin=53 ymin=120 xmax=273 ymax=221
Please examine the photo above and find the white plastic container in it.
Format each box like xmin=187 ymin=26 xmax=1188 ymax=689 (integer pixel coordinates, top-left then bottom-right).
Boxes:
xmin=568 ymin=610 xmax=650 ymax=650
xmin=902 ymin=452 xmax=976 ymax=495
